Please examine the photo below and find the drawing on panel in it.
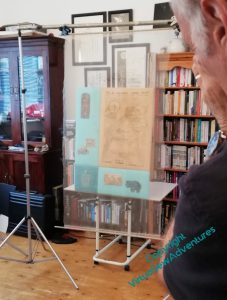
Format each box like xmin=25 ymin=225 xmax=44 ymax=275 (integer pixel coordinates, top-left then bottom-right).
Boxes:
xmin=104 ymin=174 xmax=123 ymax=186
xmin=81 ymin=93 xmax=90 ymax=118
xmin=99 ymin=88 xmax=154 ymax=170
xmin=125 ymin=180 xmax=141 ymax=193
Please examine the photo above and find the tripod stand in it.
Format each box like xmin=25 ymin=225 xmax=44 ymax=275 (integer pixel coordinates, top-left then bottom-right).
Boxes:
xmin=0 ymin=30 xmax=78 ymax=289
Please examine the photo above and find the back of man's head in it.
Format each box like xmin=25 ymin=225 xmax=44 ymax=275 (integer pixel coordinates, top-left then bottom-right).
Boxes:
xmin=171 ymin=0 xmax=208 ymax=54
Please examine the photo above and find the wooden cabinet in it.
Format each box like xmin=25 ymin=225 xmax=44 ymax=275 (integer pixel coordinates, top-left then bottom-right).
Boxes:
xmin=0 ymin=35 xmax=65 ymax=193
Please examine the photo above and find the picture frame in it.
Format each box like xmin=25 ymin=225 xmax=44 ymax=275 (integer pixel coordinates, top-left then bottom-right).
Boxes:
xmin=71 ymin=12 xmax=107 ymax=65
xmin=108 ymin=9 xmax=133 ymax=43
xmin=112 ymin=43 xmax=150 ymax=88
xmin=153 ymin=2 xmax=173 ymax=29
xmin=84 ymin=67 xmax=111 ymax=87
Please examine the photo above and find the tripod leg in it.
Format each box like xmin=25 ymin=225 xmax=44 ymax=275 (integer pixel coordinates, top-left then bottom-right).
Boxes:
xmin=31 ymin=220 xmax=48 ymax=252
xmin=0 ymin=217 xmax=26 ymax=249
xmin=0 ymin=232 xmax=27 ymax=256
xmin=31 ymin=217 xmax=78 ymax=289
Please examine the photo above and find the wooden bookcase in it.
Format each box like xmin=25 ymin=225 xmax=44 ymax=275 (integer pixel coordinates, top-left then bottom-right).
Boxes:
xmin=156 ymin=52 xmax=216 ymax=208
xmin=0 ymin=35 xmax=65 ymax=194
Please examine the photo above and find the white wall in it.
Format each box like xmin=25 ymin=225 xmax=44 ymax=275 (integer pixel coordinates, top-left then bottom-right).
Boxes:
xmin=0 ymin=0 xmax=174 ymax=119
xmin=0 ymin=0 xmax=169 ymax=25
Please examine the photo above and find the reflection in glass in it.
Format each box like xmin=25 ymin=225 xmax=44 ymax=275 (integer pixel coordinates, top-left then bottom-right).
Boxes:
xmin=19 ymin=56 xmax=45 ymax=142
xmin=0 ymin=58 xmax=12 ymax=140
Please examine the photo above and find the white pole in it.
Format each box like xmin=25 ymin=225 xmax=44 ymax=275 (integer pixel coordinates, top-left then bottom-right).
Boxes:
xmin=18 ymin=30 xmax=33 ymax=261
xmin=0 ymin=19 xmax=173 ymax=31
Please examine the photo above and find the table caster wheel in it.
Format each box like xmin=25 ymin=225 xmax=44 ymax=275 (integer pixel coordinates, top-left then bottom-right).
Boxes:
xmin=124 ymin=265 xmax=130 ymax=271
xmin=94 ymin=261 xmax=99 ymax=265
xmin=146 ymin=244 xmax=152 ymax=249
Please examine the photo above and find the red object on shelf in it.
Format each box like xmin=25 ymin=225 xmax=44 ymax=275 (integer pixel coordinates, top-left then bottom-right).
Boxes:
xmin=26 ymin=103 xmax=44 ymax=118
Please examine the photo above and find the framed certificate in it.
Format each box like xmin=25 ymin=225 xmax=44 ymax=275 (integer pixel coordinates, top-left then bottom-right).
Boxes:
xmin=71 ymin=12 xmax=107 ymax=65
xmin=84 ymin=67 xmax=111 ymax=87
xmin=112 ymin=43 xmax=150 ymax=87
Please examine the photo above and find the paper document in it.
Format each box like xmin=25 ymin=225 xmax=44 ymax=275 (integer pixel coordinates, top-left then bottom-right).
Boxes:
xmin=149 ymin=182 xmax=177 ymax=201
xmin=0 ymin=214 xmax=9 ymax=233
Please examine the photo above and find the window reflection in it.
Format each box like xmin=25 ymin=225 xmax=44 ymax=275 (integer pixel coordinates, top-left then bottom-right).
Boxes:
xmin=0 ymin=58 xmax=11 ymax=140
xmin=19 ymin=56 xmax=45 ymax=142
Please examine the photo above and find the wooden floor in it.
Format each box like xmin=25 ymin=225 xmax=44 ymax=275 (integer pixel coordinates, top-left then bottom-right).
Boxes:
xmin=0 ymin=232 xmax=171 ymax=300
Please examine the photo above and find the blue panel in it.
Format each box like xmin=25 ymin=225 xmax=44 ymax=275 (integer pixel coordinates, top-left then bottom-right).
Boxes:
xmin=98 ymin=167 xmax=150 ymax=199
xmin=75 ymin=88 xmax=101 ymax=166
xmin=74 ymin=165 xmax=98 ymax=193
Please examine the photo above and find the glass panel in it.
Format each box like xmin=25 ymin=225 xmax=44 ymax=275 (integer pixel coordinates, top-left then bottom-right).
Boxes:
xmin=0 ymin=57 xmax=12 ymax=140
xmin=19 ymin=56 xmax=45 ymax=142
xmin=62 ymin=31 xmax=176 ymax=238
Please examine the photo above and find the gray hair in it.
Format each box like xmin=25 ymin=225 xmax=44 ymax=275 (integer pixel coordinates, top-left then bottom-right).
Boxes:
xmin=171 ymin=0 xmax=208 ymax=54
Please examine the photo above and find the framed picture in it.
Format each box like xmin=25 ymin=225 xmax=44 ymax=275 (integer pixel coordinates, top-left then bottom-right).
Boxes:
xmin=153 ymin=2 xmax=173 ymax=28
xmin=108 ymin=9 xmax=133 ymax=43
xmin=71 ymin=12 xmax=107 ymax=65
xmin=84 ymin=67 xmax=111 ymax=87
xmin=112 ymin=43 xmax=150 ymax=88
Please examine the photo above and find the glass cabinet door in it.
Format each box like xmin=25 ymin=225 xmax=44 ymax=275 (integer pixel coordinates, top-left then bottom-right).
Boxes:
xmin=0 ymin=57 xmax=12 ymax=140
xmin=19 ymin=55 xmax=45 ymax=143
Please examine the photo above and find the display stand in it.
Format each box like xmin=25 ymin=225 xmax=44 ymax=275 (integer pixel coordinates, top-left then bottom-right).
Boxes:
xmin=63 ymin=182 xmax=176 ymax=270
xmin=92 ymin=181 xmax=176 ymax=270
xmin=93 ymin=198 xmax=151 ymax=271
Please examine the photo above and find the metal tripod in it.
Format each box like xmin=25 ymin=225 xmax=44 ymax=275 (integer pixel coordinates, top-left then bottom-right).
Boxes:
xmin=0 ymin=30 xmax=78 ymax=289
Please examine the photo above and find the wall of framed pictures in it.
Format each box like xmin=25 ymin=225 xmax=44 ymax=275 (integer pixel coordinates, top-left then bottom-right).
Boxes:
xmin=0 ymin=0 xmax=173 ymax=121
xmin=64 ymin=28 xmax=173 ymax=120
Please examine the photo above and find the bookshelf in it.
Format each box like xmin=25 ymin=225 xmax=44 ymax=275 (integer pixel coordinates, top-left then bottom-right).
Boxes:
xmin=156 ymin=52 xmax=216 ymax=203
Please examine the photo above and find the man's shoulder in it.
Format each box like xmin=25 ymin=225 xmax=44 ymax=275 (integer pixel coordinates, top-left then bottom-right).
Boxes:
xmin=175 ymin=140 xmax=227 ymax=233
xmin=180 ymin=142 xmax=227 ymax=194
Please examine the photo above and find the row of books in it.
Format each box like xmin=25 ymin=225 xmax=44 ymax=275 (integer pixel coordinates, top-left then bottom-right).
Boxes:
xmin=63 ymin=194 xmax=164 ymax=234
xmin=64 ymin=197 xmax=140 ymax=231
xmin=163 ymin=118 xmax=216 ymax=143
xmin=158 ymin=90 xmax=211 ymax=116
xmin=161 ymin=201 xmax=177 ymax=233
xmin=78 ymin=200 xmax=96 ymax=223
xmin=160 ymin=144 xmax=206 ymax=170
xmin=100 ymin=201 xmax=126 ymax=225
xmin=158 ymin=67 xmax=197 ymax=88
xmin=63 ymin=195 xmax=180 ymax=235
xmin=165 ymin=171 xmax=185 ymax=201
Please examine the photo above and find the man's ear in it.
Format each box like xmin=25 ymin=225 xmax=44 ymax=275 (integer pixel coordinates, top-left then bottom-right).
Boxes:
xmin=201 ymin=0 xmax=227 ymax=48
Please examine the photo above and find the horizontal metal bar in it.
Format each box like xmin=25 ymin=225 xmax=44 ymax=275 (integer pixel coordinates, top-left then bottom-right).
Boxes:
xmin=0 ymin=19 xmax=172 ymax=31
xmin=56 ymin=225 xmax=163 ymax=241
xmin=93 ymin=257 xmax=127 ymax=266
xmin=43 ymin=19 xmax=172 ymax=29
xmin=129 ymin=239 xmax=151 ymax=261
xmin=95 ymin=235 xmax=122 ymax=256
xmin=93 ymin=238 xmax=152 ymax=266
xmin=0 ymin=256 xmax=27 ymax=263
xmin=33 ymin=257 xmax=56 ymax=263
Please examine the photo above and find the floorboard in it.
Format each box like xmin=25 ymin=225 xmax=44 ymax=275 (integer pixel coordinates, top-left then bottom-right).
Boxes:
xmin=0 ymin=232 xmax=172 ymax=300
